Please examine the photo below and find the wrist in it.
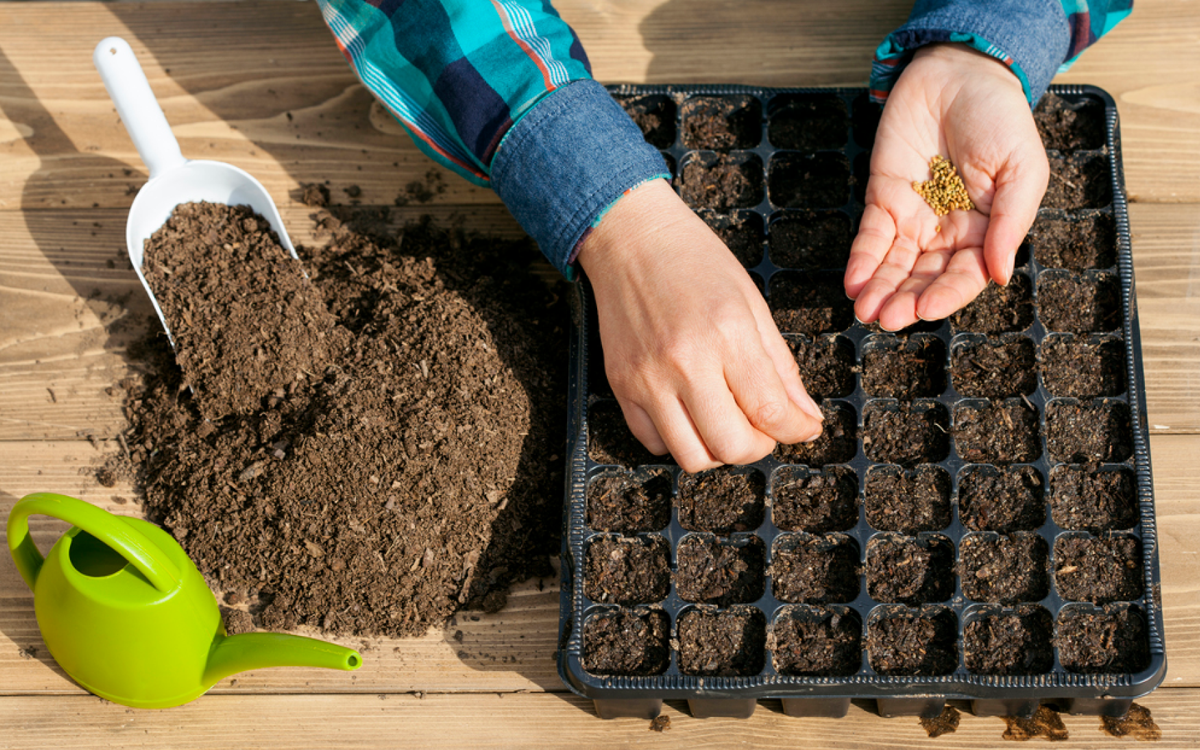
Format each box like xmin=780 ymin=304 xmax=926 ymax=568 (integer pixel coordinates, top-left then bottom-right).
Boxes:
xmin=911 ymin=43 xmax=1025 ymax=95
xmin=576 ymin=178 xmax=686 ymax=278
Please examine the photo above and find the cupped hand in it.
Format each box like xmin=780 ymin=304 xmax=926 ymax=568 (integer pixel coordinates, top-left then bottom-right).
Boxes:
xmin=577 ymin=178 xmax=824 ymax=473
xmin=846 ymin=43 xmax=1049 ymax=330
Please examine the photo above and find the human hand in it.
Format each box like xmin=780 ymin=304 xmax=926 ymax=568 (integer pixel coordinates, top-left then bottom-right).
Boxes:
xmin=845 ymin=43 xmax=1049 ymax=330
xmin=577 ymin=179 xmax=824 ymax=473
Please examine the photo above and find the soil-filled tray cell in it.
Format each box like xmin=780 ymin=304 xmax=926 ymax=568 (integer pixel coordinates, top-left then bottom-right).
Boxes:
xmin=950 ymin=275 xmax=1034 ymax=334
xmin=768 ymin=211 xmax=851 ymax=269
xmin=1054 ymin=535 xmax=1143 ymax=604
xmin=788 ymin=335 xmax=855 ymax=399
xmin=678 ymin=152 xmax=764 ymax=211
xmin=851 ymin=92 xmax=882 ymax=149
xmin=587 ymin=469 xmax=673 ymax=533
xmin=959 ymin=533 xmax=1050 ymax=604
xmin=582 ymin=608 xmax=671 ymax=676
xmin=770 ymin=605 xmax=862 ymax=676
xmin=681 ymin=95 xmax=762 ymax=151
xmin=1039 ymin=335 xmax=1125 ymax=398
xmin=1057 ymin=604 xmax=1151 ymax=674
xmin=773 ymin=401 xmax=858 ymax=466
xmin=958 ymin=465 xmax=1046 ymax=533
xmin=700 ymin=210 xmax=765 ymax=267
xmin=954 ymin=400 xmax=1041 ymax=464
xmin=867 ymin=606 xmax=958 ymax=676
xmin=1034 ymin=93 xmax=1106 ymax=152
xmin=866 ymin=534 xmax=955 ymax=604
xmin=1042 ymin=152 xmax=1112 ymax=210
xmin=860 ymin=335 xmax=946 ymax=399
xmin=616 ymin=94 xmax=677 ymax=150
xmin=768 ymin=270 xmax=855 ymax=336
xmin=771 ymin=533 xmax=860 ymax=604
xmin=950 ymin=335 xmax=1037 ymax=398
xmin=768 ymin=152 xmax=851 ymax=209
xmin=584 ymin=535 xmax=671 ymax=605
xmin=588 ymin=400 xmax=663 ymax=466
xmin=770 ymin=465 xmax=859 ymax=533
xmin=963 ymin=605 xmax=1054 ymax=676
xmin=1050 ymin=466 xmax=1138 ymax=533
xmin=677 ymin=606 xmax=767 ymax=677
xmin=1037 ymin=271 xmax=1121 ymax=333
xmin=864 ymin=465 xmax=951 ymax=534
xmin=676 ymin=534 xmax=766 ymax=606
xmin=1046 ymin=400 xmax=1132 ymax=464
xmin=862 ymin=401 xmax=950 ymax=466
xmin=677 ymin=467 xmax=766 ymax=534
xmin=767 ymin=94 xmax=848 ymax=151
xmin=1028 ymin=212 xmax=1117 ymax=271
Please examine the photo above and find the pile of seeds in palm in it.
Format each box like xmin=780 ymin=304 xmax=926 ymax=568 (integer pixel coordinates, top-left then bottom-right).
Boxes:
xmin=913 ymin=155 xmax=975 ymax=216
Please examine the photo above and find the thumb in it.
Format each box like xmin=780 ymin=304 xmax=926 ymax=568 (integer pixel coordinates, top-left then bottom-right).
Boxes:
xmin=983 ymin=152 xmax=1049 ymax=285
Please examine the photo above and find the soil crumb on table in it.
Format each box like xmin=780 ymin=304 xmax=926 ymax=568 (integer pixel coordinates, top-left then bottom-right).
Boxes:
xmin=1100 ymin=703 xmax=1161 ymax=741
xmin=1001 ymin=705 xmax=1069 ymax=742
xmin=920 ymin=705 xmax=961 ymax=738
xmin=648 ymin=715 xmax=671 ymax=732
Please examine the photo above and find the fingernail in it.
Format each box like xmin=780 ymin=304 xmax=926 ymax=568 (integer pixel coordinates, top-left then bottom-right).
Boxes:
xmin=804 ymin=425 xmax=824 ymax=443
xmin=1004 ymin=254 xmax=1016 ymax=284
xmin=798 ymin=391 xmax=824 ymax=421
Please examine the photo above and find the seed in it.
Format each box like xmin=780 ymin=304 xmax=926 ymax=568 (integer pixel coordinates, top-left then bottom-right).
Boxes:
xmin=913 ymin=155 xmax=975 ymax=216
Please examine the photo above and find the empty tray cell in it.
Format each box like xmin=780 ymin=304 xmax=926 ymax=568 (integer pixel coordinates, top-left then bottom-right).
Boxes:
xmin=1050 ymin=465 xmax=1138 ymax=533
xmin=681 ymin=95 xmax=762 ymax=151
xmin=1039 ymin=335 xmax=1125 ymax=398
xmin=861 ymin=335 xmax=946 ymax=398
xmin=851 ymin=92 xmax=883 ymax=149
xmin=864 ymin=465 xmax=951 ymax=533
xmin=588 ymin=400 xmax=663 ymax=467
xmin=677 ymin=606 xmax=767 ymax=676
xmin=587 ymin=468 xmax=673 ymax=533
xmin=767 ymin=93 xmax=848 ymax=151
xmin=768 ymin=211 xmax=851 ymax=269
xmin=959 ymin=532 xmax=1050 ymax=604
xmin=584 ymin=535 xmax=671 ymax=605
xmin=1042 ymin=152 xmax=1112 ymax=210
xmin=771 ymin=533 xmax=860 ymax=604
xmin=768 ymin=270 xmax=855 ymax=335
xmin=866 ymin=534 xmax=955 ymax=604
xmin=770 ymin=605 xmax=861 ymax=676
xmin=677 ymin=466 xmax=766 ymax=534
xmin=963 ymin=605 xmax=1054 ymax=675
xmin=954 ymin=400 xmax=1041 ymax=464
xmin=867 ymin=605 xmax=958 ymax=676
xmin=950 ymin=275 xmax=1034 ymax=333
xmin=773 ymin=401 xmax=858 ymax=466
xmin=1034 ymin=93 xmax=1106 ymax=152
xmin=768 ymin=152 xmax=850 ymax=208
xmin=950 ymin=334 xmax=1037 ymax=398
xmin=1046 ymin=399 xmax=1132 ymax=463
xmin=1057 ymin=604 xmax=1151 ymax=674
xmin=700 ymin=210 xmax=765 ymax=267
xmin=676 ymin=534 xmax=766 ymax=605
xmin=616 ymin=94 xmax=677 ymax=150
xmin=678 ymin=152 xmax=764 ymax=210
xmin=788 ymin=335 xmax=855 ymax=399
xmin=958 ymin=465 xmax=1046 ymax=533
xmin=1028 ymin=212 xmax=1117 ymax=271
xmin=1037 ymin=271 xmax=1121 ymax=333
xmin=863 ymin=401 xmax=950 ymax=465
xmin=1054 ymin=535 xmax=1143 ymax=604
xmin=582 ymin=607 xmax=671 ymax=676
xmin=771 ymin=465 xmax=859 ymax=533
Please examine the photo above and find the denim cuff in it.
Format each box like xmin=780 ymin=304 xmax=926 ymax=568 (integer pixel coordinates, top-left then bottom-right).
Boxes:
xmin=871 ymin=0 xmax=1070 ymax=107
xmin=491 ymin=79 xmax=670 ymax=278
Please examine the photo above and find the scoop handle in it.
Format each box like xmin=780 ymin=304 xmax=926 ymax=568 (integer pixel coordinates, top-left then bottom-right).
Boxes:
xmin=93 ymin=37 xmax=186 ymax=179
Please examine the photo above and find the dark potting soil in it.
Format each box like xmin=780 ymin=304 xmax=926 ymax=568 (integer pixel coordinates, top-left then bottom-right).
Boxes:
xmin=582 ymin=608 xmax=670 ymax=676
xmin=681 ymin=95 xmax=762 ymax=151
xmin=788 ymin=335 xmax=855 ymax=399
xmin=1101 ymin=703 xmax=1162 ymax=741
xmin=862 ymin=401 xmax=950 ymax=466
xmin=1054 ymin=536 xmax=1143 ymax=604
xmin=958 ymin=466 xmax=1046 ymax=533
xmin=954 ymin=401 xmax=1041 ymax=463
xmin=860 ymin=336 xmax=946 ymax=399
xmin=773 ymin=401 xmax=857 ymax=466
xmin=768 ymin=94 xmax=848 ymax=151
xmin=867 ymin=607 xmax=958 ymax=676
xmin=771 ymin=534 xmax=859 ymax=604
xmin=1057 ymin=605 xmax=1150 ymax=674
xmin=950 ymin=275 xmax=1033 ymax=333
xmin=587 ymin=469 xmax=673 ymax=533
xmin=1002 ymin=706 xmax=1070 ymax=742
xmin=617 ymin=94 xmax=676 ymax=150
xmin=1050 ymin=466 xmax=1137 ymax=533
xmin=675 ymin=534 xmax=766 ymax=605
xmin=1037 ymin=272 xmax=1121 ymax=333
xmin=851 ymin=93 xmax=883 ymax=149
xmin=949 ymin=336 xmax=1037 ymax=398
xmin=676 ymin=467 xmax=766 ymax=534
xmin=919 ymin=706 xmax=962 ymax=739
xmin=768 ymin=271 xmax=855 ymax=336
xmin=700 ymin=211 xmax=764 ymax=267
xmin=959 ymin=533 xmax=1050 ymax=604
xmin=866 ymin=534 xmax=955 ymax=604
xmin=677 ymin=153 xmax=764 ymax=211
xmin=1039 ymin=336 xmax=1125 ymax=398
xmin=1046 ymin=400 xmax=1133 ymax=463
xmin=584 ymin=535 xmax=671 ymax=605
xmin=1028 ymin=212 xmax=1117 ymax=271
xmin=864 ymin=465 xmax=951 ymax=534
xmin=1042 ymin=153 xmax=1112 ymax=209
xmin=588 ymin=399 xmax=664 ymax=467
xmin=769 ymin=606 xmax=861 ymax=676
xmin=770 ymin=466 xmax=859 ymax=533
xmin=768 ymin=211 xmax=851 ymax=269
xmin=768 ymin=152 xmax=850 ymax=208
xmin=1034 ymin=92 xmax=1106 ymax=152
xmin=963 ymin=605 xmax=1054 ymax=675
xmin=677 ymin=606 xmax=767 ymax=677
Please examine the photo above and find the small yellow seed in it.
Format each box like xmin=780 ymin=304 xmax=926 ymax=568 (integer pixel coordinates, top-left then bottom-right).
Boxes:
xmin=913 ymin=155 xmax=975 ymax=216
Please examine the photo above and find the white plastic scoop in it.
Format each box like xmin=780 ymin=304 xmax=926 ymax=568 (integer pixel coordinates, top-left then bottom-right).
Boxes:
xmin=93 ymin=37 xmax=300 ymax=345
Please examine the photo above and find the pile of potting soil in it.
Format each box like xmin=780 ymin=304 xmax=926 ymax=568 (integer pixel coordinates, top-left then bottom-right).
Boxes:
xmin=117 ymin=201 xmax=566 ymax=638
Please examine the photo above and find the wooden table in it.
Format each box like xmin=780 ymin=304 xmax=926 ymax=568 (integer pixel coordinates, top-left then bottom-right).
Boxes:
xmin=2 ymin=2 xmax=1198 ymax=746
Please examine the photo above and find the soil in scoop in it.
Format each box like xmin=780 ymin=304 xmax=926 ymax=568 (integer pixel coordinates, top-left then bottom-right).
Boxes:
xmin=768 ymin=271 xmax=855 ymax=336
xmin=768 ymin=211 xmax=851 ymax=269
xmin=1046 ymin=400 xmax=1132 ymax=463
xmin=950 ymin=336 xmax=1037 ymax=398
xmin=587 ymin=469 xmax=673 ymax=533
xmin=588 ymin=399 xmax=665 ymax=467
xmin=866 ymin=534 xmax=955 ymax=604
xmin=1042 ymin=153 xmax=1112 ymax=209
xmin=862 ymin=401 xmax=950 ymax=466
xmin=770 ymin=466 xmax=859 ymax=533
xmin=865 ymin=465 xmax=951 ymax=533
xmin=1034 ymin=93 xmax=1106 ymax=152
xmin=768 ymin=152 xmax=850 ymax=208
xmin=681 ymin=95 xmax=761 ymax=151
xmin=771 ymin=534 xmax=859 ymax=603
xmin=788 ymin=335 xmax=855 ymax=399
xmin=1057 ymin=605 xmax=1150 ymax=674
xmin=964 ymin=605 xmax=1054 ymax=675
xmin=768 ymin=94 xmax=848 ymax=151
xmin=959 ymin=533 xmax=1050 ymax=604
xmin=677 ymin=153 xmax=763 ymax=211
xmin=1054 ymin=536 xmax=1143 ymax=604
xmin=677 ymin=606 xmax=766 ymax=676
xmin=867 ymin=607 xmax=958 ymax=676
xmin=584 ymin=535 xmax=671 ymax=605
xmin=860 ymin=336 xmax=946 ymax=398
xmin=954 ymin=400 xmax=1041 ymax=463
xmin=677 ymin=467 xmax=766 ymax=534
xmin=616 ymin=94 xmax=676 ymax=150
xmin=773 ymin=401 xmax=857 ymax=466
xmin=1028 ymin=212 xmax=1117 ymax=271
xmin=676 ymin=534 xmax=765 ymax=605
xmin=770 ymin=605 xmax=861 ymax=676
xmin=582 ymin=608 xmax=670 ymax=676
xmin=1039 ymin=336 xmax=1125 ymax=398
xmin=1037 ymin=272 xmax=1121 ymax=333
xmin=1050 ymin=466 xmax=1137 ymax=533
xmin=700 ymin=211 xmax=764 ymax=267
xmin=950 ymin=275 xmax=1033 ymax=333
xmin=958 ymin=466 xmax=1046 ymax=533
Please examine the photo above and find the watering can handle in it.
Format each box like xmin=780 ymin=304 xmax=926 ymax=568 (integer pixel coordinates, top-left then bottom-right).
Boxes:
xmin=7 ymin=493 xmax=181 ymax=594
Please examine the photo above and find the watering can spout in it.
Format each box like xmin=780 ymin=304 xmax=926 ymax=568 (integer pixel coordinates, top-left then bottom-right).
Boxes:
xmin=203 ymin=632 xmax=362 ymax=686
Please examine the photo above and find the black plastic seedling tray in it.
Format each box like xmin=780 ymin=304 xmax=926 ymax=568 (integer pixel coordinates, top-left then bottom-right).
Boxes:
xmin=557 ymin=84 xmax=1166 ymax=721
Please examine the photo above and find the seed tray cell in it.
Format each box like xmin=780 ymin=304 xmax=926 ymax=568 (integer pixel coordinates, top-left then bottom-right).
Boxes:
xmin=561 ymin=85 xmax=1164 ymax=721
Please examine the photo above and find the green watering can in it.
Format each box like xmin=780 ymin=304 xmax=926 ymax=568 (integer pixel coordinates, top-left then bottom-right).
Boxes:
xmin=7 ymin=493 xmax=362 ymax=708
